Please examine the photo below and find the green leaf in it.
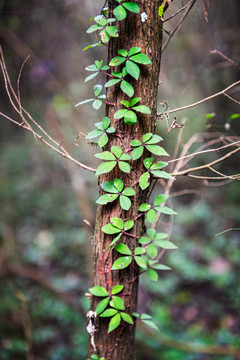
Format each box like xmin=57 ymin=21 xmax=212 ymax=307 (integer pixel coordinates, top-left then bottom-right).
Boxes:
xmin=144 ymin=157 xmax=154 ymax=169
xmin=101 ymin=181 xmax=118 ymax=193
xmin=111 ymin=146 xmax=122 ymax=158
xmin=146 ymin=134 xmax=163 ymax=144
xmin=96 ymin=194 xmax=118 ymax=205
xmin=120 ymin=154 xmax=132 ymax=161
xmin=87 ymin=24 xmax=103 ymax=33
xmin=140 ymin=313 xmax=152 ymax=320
xmin=105 ymin=78 xmax=121 ymax=87
xmin=112 ymin=284 xmax=124 ymax=295
xmin=142 ymin=319 xmax=160 ymax=332
xmin=95 ymin=16 xmax=107 ymax=26
xmin=118 ymin=49 xmax=128 ymax=57
xmin=150 ymin=170 xmax=174 ymax=179
xmin=147 ymin=244 xmax=158 ymax=258
xmin=109 ymin=56 xmax=126 ymax=66
xmin=100 ymin=29 xmax=110 ymax=43
xmin=129 ymin=97 xmax=141 ymax=107
xmin=155 ymin=240 xmax=178 ymax=249
xmin=121 ymin=99 xmax=130 ymax=108
xmin=128 ymin=47 xmax=141 ymax=57
xmin=106 ymin=127 xmax=115 ymax=134
xmin=118 ymin=161 xmax=131 ymax=173
xmin=124 ymin=220 xmax=134 ymax=231
xmin=105 ymin=26 xmax=119 ymax=37
xmin=114 ymin=243 xmax=131 ymax=255
xmin=130 ymin=139 xmax=142 ymax=147
xmin=155 ymin=206 xmax=177 ymax=215
xmin=132 ymin=312 xmax=140 ymax=318
xmin=135 ymin=256 xmax=147 ymax=268
xmin=96 ymin=297 xmax=110 ymax=314
xmin=86 ymin=129 xmax=102 ymax=139
xmin=111 ymin=217 xmax=124 ymax=229
xmin=84 ymin=72 xmax=98 ymax=82
xmin=139 ymin=172 xmax=150 ymax=190
xmin=93 ymin=84 xmax=102 ymax=97
xmin=92 ymin=99 xmax=103 ymax=110
xmin=206 ymin=112 xmax=216 ymax=119
xmin=152 ymin=264 xmax=171 ymax=270
xmin=138 ymin=236 xmax=151 ymax=245
xmin=120 ymin=80 xmax=134 ymax=97
xmin=89 ymin=286 xmax=108 ymax=297
xmin=132 ymin=105 xmax=151 ymax=114
xmin=95 ymin=161 xmax=116 ymax=176
xmin=91 ymin=355 xmax=99 ymax=360
xmin=158 ymin=4 xmax=164 ymax=17
xmin=121 ymin=312 xmax=134 ymax=324
xmin=154 ymin=194 xmax=169 ymax=206
xmin=95 ymin=60 xmax=103 ymax=69
xmin=146 ymin=208 xmax=157 ymax=224
xmin=113 ymin=5 xmax=127 ymax=21
xmin=111 ymin=296 xmax=125 ymax=310
xmin=230 ymin=113 xmax=240 ymax=119
xmin=139 ymin=203 xmax=151 ymax=212
xmin=122 ymin=188 xmax=135 ymax=196
xmin=82 ymin=42 xmax=101 ymax=51
xmin=108 ymin=313 xmax=121 ymax=333
xmin=102 ymin=223 xmax=120 ymax=235
xmin=150 ymin=161 xmax=168 ymax=170
xmin=134 ymin=247 xmax=146 ymax=255
xmin=113 ymin=178 xmax=124 ymax=192
xmin=86 ymin=64 xmax=98 ymax=71
xmin=147 ymin=268 xmax=158 ymax=281
xmin=132 ymin=146 xmax=144 ymax=160
xmin=123 ymin=2 xmax=140 ymax=13
xmin=155 ymin=232 xmax=168 ymax=240
xmin=114 ymin=109 xmax=128 ymax=119
xmin=119 ymin=195 xmax=131 ymax=210
xmin=130 ymin=53 xmax=151 ymax=65
xmin=126 ymin=60 xmax=140 ymax=80
xmin=124 ymin=110 xmax=137 ymax=125
xmin=112 ymin=256 xmax=132 ymax=270
xmin=75 ymin=98 xmax=94 ymax=107
xmin=142 ymin=133 xmax=153 ymax=143
xmin=98 ymin=133 xmax=109 ymax=147
xmin=146 ymin=145 xmax=169 ymax=156
xmin=105 ymin=233 xmax=122 ymax=251
xmin=100 ymin=309 xmax=118 ymax=317
xmin=95 ymin=151 xmax=115 ymax=160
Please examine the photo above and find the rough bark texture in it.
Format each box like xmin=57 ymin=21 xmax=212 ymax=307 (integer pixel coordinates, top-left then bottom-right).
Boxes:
xmin=88 ymin=1 xmax=163 ymax=359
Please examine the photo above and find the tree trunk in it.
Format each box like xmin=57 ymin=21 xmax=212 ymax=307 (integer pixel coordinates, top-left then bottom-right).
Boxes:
xmin=88 ymin=1 xmax=163 ymax=359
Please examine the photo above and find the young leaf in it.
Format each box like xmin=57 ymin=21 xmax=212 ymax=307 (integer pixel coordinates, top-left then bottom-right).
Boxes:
xmin=114 ymin=243 xmax=131 ymax=255
xmin=118 ymin=161 xmax=131 ymax=173
xmin=123 ymin=2 xmax=140 ymax=14
xmin=108 ymin=313 xmax=121 ymax=333
xmin=120 ymin=80 xmax=134 ymax=97
xmin=111 ymin=284 xmax=124 ymax=295
xmin=89 ymin=286 xmax=108 ymax=297
xmin=93 ymin=99 xmax=103 ymax=110
xmin=113 ymin=5 xmax=127 ymax=21
xmin=119 ymin=195 xmax=131 ymax=210
xmin=93 ymin=84 xmax=102 ymax=97
xmin=130 ymin=53 xmax=151 ymax=65
xmin=96 ymin=297 xmax=110 ymax=315
xmin=112 ymin=256 xmax=132 ymax=270
xmin=100 ymin=309 xmax=118 ymax=317
xmin=126 ymin=60 xmax=140 ymax=80
xmin=139 ymin=172 xmax=150 ymax=190
xmin=147 ymin=268 xmax=158 ymax=281
xmin=95 ymin=161 xmax=116 ymax=176
xmin=111 ymin=296 xmax=125 ymax=310
xmin=121 ymin=312 xmax=134 ymax=325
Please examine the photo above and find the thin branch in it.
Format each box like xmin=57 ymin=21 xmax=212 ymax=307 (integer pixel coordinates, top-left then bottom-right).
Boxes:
xmin=210 ymin=49 xmax=240 ymax=70
xmin=171 ymin=146 xmax=240 ymax=177
xmin=164 ymin=1 xmax=190 ymax=22
xmin=223 ymin=92 xmax=240 ymax=104
xmin=162 ymin=0 xmax=196 ymax=53
xmin=0 ymin=46 xmax=96 ymax=173
xmin=158 ymin=80 xmax=240 ymax=116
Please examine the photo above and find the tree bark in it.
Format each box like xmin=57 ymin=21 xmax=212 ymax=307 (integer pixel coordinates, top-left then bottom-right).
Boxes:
xmin=88 ymin=1 xmax=163 ymax=359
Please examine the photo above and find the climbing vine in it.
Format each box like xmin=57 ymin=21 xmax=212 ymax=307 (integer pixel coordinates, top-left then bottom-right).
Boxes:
xmin=76 ymin=1 xmax=177 ymax=358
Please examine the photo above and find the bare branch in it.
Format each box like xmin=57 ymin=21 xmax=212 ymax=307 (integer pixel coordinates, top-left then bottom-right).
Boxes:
xmin=0 ymin=46 xmax=96 ymax=173
xmin=162 ymin=0 xmax=196 ymax=53
xmin=164 ymin=1 xmax=191 ymax=22
xmin=210 ymin=49 xmax=240 ymax=70
xmin=157 ymin=80 xmax=240 ymax=117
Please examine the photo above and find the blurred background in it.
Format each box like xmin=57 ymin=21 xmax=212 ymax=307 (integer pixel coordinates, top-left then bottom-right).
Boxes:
xmin=0 ymin=0 xmax=239 ymax=359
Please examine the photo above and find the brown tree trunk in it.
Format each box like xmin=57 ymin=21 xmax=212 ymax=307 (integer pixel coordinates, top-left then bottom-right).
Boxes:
xmin=88 ymin=1 xmax=163 ymax=359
